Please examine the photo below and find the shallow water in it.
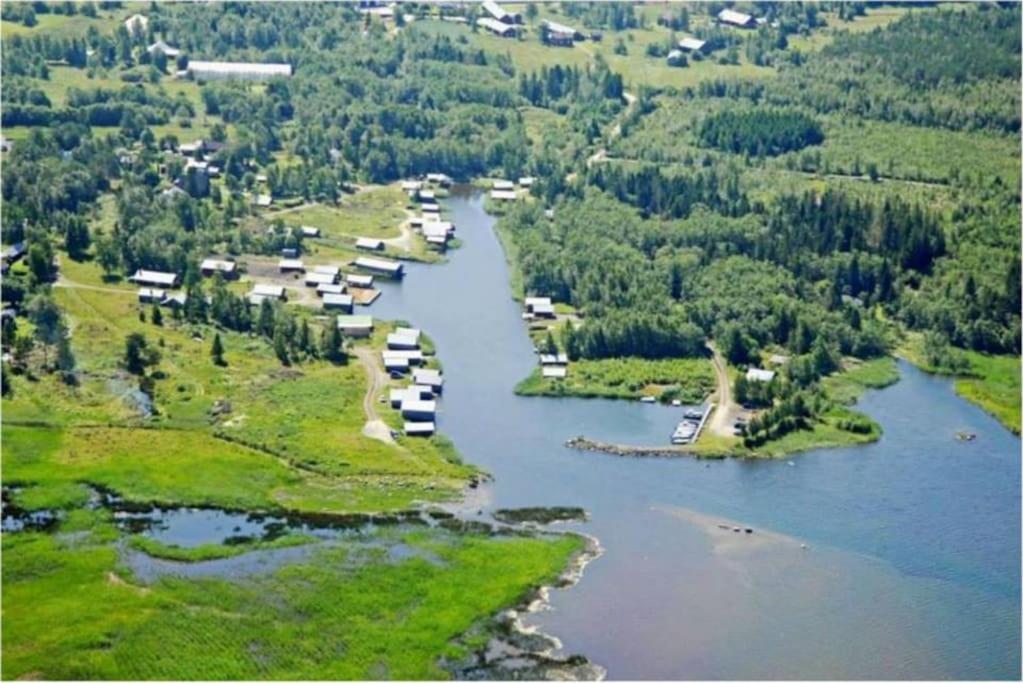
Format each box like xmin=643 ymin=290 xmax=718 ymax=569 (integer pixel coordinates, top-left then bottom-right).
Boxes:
xmin=369 ymin=189 xmax=1021 ymax=680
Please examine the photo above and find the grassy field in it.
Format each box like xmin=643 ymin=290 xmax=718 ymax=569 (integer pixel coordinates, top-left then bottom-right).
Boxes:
xmin=515 ymin=356 xmax=715 ymax=403
xmin=2 ymin=514 xmax=583 ymax=679
xmin=279 ymin=185 xmax=408 ymax=241
xmin=898 ymin=333 xmax=1021 ymax=434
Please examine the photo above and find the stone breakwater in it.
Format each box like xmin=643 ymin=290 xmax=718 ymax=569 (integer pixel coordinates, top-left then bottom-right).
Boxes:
xmin=565 ymin=436 xmax=695 ymax=459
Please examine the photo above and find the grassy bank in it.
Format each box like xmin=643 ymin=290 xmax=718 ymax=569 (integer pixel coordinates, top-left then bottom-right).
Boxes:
xmin=515 ymin=356 xmax=715 ymax=404
xmin=898 ymin=333 xmax=1021 ymax=434
xmin=2 ymin=514 xmax=583 ymax=680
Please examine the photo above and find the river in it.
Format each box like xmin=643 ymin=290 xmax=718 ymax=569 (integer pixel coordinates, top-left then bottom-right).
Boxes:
xmin=370 ymin=189 xmax=1021 ymax=680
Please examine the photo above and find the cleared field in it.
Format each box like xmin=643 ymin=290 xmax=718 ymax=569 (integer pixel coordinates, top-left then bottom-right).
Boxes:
xmin=279 ymin=186 xmax=408 ymax=240
xmin=516 ymin=356 xmax=716 ymax=403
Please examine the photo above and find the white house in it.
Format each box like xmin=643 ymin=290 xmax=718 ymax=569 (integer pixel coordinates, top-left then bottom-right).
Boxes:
xmin=478 ymin=17 xmax=518 ymax=37
xmin=678 ymin=37 xmax=708 ymax=52
xmin=147 ymin=40 xmax=180 ymax=58
xmin=491 ymin=189 xmax=518 ymax=201
xmin=412 ymin=368 xmax=443 ymax=394
xmin=130 ymin=269 xmax=179 ymax=288
xmin=316 ymin=283 xmax=346 ymax=297
xmin=746 ymin=368 xmax=776 ymax=383
xmin=524 ymin=296 xmax=555 ymax=319
xmin=400 ymin=399 xmax=436 ymax=421
xmin=186 ymin=61 xmax=293 ymax=81
xmin=403 ymin=421 xmax=435 ymax=436
xmin=336 ymin=314 xmax=374 ymax=337
xmin=305 ymin=271 xmax=337 ymax=287
xmin=345 ymin=273 xmax=374 ymax=288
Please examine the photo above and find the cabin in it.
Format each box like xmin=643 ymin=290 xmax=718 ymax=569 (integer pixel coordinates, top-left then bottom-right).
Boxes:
xmin=345 ymin=273 xmax=374 ymax=288
xmin=539 ymin=353 xmax=568 ymax=365
xmin=137 ymin=288 xmax=166 ymax=304
xmin=279 ymin=258 xmax=305 ymax=273
xmin=356 ymin=237 xmax=385 ymax=251
xmin=518 ymin=177 xmax=535 ymax=188
xmin=130 ymin=269 xmax=179 ymax=288
xmin=299 ymin=226 xmax=320 ymax=238
xmin=418 ymin=189 xmax=436 ymax=201
xmin=769 ymin=354 xmax=790 ymax=366
xmin=147 ymin=40 xmax=181 ymax=58
xmin=746 ymin=368 xmax=776 ymax=383
xmin=678 ymin=37 xmax=708 ymax=52
xmin=490 ymin=190 xmax=518 ymax=201
xmin=412 ymin=368 xmax=443 ymax=394
xmin=316 ymin=283 xmax=346 ymax=297
xmin=200 ymin=258 xmax=238 ymax=279
xmin=384 ymin=356 xmax=410 ymax=373
xmin=255 ymin=194 xmax=273 ymax=208
xmin=717 ymin=9 xmax=757 ymax=28
xmin=542 ymin=366 xmax=568 ymax=379
xmin=482 ymin=0 xmax=522 ymax=24
xmin=313 ymin=265 xmax=340 ymax=278
xmin=387 ymin=328 xmax=421 ymax=350
xmin=248 ymin=283 xmax=286 ymax=305
xmin=400 ymin=399 xmax=437 ymax=421
xmin=1 ymin=241 xmax=27 ymax=274
xmin=478 ymin=17 xmax=519 ymax=37
xmin=403 ymin=421 xmax=435 ymax=437
xmin=382 ymin=349 xmax=424 ymax=366
xmin=542 ymin=20 xmax=582 ymax=46
xmin=401 ymin=180 xmax=423 ymax=194
xmin=421 ymin=203 xmax=441 ymax=214
xmin=524 ymin=296 xmax=555 ymax=319
xmin=305 ymin=271 xmax=337 ymax=287
xmin=322 ymin=293 xmax=354 ymax=312
xmin=163 ymin=292 xmax=189 ymax=309
xmin=355 ymin=256 xmax=403 ymax=279
xmin=667 ymin=50 xmax=686 ymax=66
xmin=492 ymin=179 xmax=515 ymax=191
xmin=336 ymin=314 xmax=374 ymax=337
xmin=422 ymin=222 xmax=452 ymax=244
xmin=186 ymin=61 xmax=293 ymax=81
xmin=426 ymin=173 xmax=453 ymax=187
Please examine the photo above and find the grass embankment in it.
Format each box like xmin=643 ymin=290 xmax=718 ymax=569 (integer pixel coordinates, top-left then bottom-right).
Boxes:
xmin=516 ymin=356 xmax=715 ymax=404
xmin=898 ymin=333 xmax=1021 ymax=434
xmin=4 ymin=259 xmax=474 ymax=513
xmin=2 ymin=514 xmax=583 ymax=679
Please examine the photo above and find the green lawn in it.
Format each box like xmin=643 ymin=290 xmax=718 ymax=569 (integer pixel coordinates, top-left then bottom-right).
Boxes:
xmin=279 ymin=186 xmax=408 ymax=241
xmin=516 ymin=356 xmax=715 ymax=403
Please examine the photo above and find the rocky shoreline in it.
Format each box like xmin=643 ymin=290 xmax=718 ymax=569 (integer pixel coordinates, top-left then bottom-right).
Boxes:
xmin=565 ymin=435 xmax=700 ymax=459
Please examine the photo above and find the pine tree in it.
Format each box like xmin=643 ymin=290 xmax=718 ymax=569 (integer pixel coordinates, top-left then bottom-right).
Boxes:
xmin=151 ymin=305 xmax=163 ymax=326
xmin=211 ymin=332 xmax=226 ymax=366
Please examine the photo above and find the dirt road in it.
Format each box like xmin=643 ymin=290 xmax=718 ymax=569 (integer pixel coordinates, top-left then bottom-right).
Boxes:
xmin=707 ymin=342 xmax=740 ymax=438
xmin=353 ymin=346 xmax=396 ymax=444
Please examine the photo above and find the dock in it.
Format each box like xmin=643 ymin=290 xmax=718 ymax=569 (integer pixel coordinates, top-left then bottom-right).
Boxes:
xmin=671 ymin=403 xmax=715 ymax=445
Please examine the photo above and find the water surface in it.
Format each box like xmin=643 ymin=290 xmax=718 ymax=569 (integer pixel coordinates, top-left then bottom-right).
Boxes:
xmin=370 ymin=190 xmax=1021 ymax=680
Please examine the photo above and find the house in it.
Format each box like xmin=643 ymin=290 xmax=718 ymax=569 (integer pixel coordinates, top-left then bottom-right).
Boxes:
xmin=281 ymin=247 xmax=298 ymax=258
xmin=137 ymin=287 xmax=166 ymax=304
xmin=355 ymin=256 xmax=403 ymax=279
xmin=389 ymin=388 xmax=411 ymax=409
xmin=124 ymin=14 xmax=148 ymax=36
xmin=492 ymin=179 xmax=515 ymax=191
xmin=542 ymin=365 xmax=568 ymax=378
xmin=769 ymin=354 xmax=791 ymax=366
xmin=404 ymin=421 xmax=435 ymax=437
xmin=407 ymin=384 xmax=434 ymax=400
xmin=400 ymin=399 xmax=436 ymax=421
xmin=186 ymin=61 xmax=293 ymax=81
xmin=163 ymin=291 xmax=189 ymax=309
xmin=316 ymin=283 xmax=346 ymax=297
xmin=524 ymin=296 xmax=555 ymax=319
xmin=2 ymin=242 xmax=27 ymax=273
xmin=336 ymin=314 xmax=374 ymax=337
xmin=678 ymin=37 xmax=708 ymax=52
xmin=255 ymin=194 xmax=273 ymax=208
xmin=200 ymin=258 xmax=238 ymax=279
xmin=130 ymin=269 xmax=179 ymax=288
xmin=345 ymin=273 xmax=374 ymax=288
xmin=539 ymin=353 xmax=568 ymax=365
xmin=412 ymin=368 xmax=443 ymax=394
xmin=478 ymin=17 xmax=519 ymax=37
xmin=667 ymin=50 xmax=685 ymax=66
xmin=322 ymin=293 xmax=354 ymax=312
xmin=422 ymin=222 xmax=453 ymax=243
xmin=482 ymin=0 xmax=522 ymax=24
xmin=490 ymin=190 xmax=518 ymax=201
xmin=305 ymin=271 xmax=337 ymax=287
xmin=518 ymin=177 xmax=535 ymax=188
xmin=147 ymin=40 xmax=180 ymax=58
xmin=356 ymin=237 xmax=385 ymax=251
xmin=279 ymin=258 xmax=305 ymax=273
xmin=717 ymin=8 xmax=757 ymax=28
xmin=314 ymin=265 xmax=340 ymax=278
xmin=746 ymin=368 xmax=776 ymax=383
xmin=299 ymin=226 xmax=320 ymax=238
xmin=542 ymin=20 xmax=582 ymax=46
xmin=248 ymin=283 xmax=286 ymax=305
xmin=387 ymin=329 xmax=421 ymax=350
xmin=426 ymin=173 xmax=452 ymax=187
xmin=382 ymin=349 xmax=424 ymax=366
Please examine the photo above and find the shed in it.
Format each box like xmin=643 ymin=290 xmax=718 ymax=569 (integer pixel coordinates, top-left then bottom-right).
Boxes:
xmin=137 ymin=288 xmax=166 ymax=304
xmin=678 ymin=37 xmax=708 ymax=52
xmin=412 ymin=368 xmax=443 ymax=393
xmin=249 ymin=283 xmax=286 ymax=300
xmin=403 ymin=421 xmax=435 ymax=437
xmin=524 ymin=296 xmax=555 ymax=318
xmin=539 ymin=353 xmax=569 ymax=365
xmin=322 ymin=293 xmax=354 ymax=312
xmin=356 ymin=237 xmax=385 ymax=251
xmin=418 ymin=189 xmax=436 ymax=201
xmin=426 ymin=173 xmax=452 ymax=186
xmin=305 ymin=271 xmax=337 ymax=287
xmin=300 ymin=226 xmax=320 ymax=238
xmin=421 ymin=203 xmax=441 ymax=214
xmin=314 ymin=265 xmax=340 ymax=278
xmin=401 ymin=180 xmax=423 ymax=193
xmin=717 ymin=8 xmax=757 ymax=28
xmin=336 ymin=314 xmax=374 ymax=337
xmin=255 ymin=194 xmax=273 ymax=208
xmin=382 ymin=350 xmax=424 ymax=365
xmin=387 ymin=332 xmax=420 ymax=350
xmin=400 ymin=399 xmax=437 ymax=421
xmin=478 ymin=17 xmax=518 ymax=37
xmin=746 ymin=368 xmax=776 ymax=383
xmin=355 ymin=257 xmax=403 ymax=279
xmin=518 ymin=177 xmax=535 ymax=187
xmin=345 ymin=273 xmax=374 ymax=288
xmin=130 ymin=269 xmax=179 ymax=288
xmin=490 ymin=190 xmax=518 ymax=201
xmin=200 ymin=258 xmax=238 ymax=278
xmin=492 ymin=179 xmax=515 ymax=191
xmin=317 ymin=283 xmax=346 ymax=297
xmin=542 ymin=366 xmax=568 ymax=379
xmin=279 ymin=259 xmax=305 ymax=273
xmin=384 ymin=356 xmax=410 ymax=372
xmin=147 ymin=40 xmax=181 ymax=58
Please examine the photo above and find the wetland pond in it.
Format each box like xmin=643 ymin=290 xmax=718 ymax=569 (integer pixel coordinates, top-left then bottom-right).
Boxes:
xmin=365 ymin=188 xmax=1021 ymax=680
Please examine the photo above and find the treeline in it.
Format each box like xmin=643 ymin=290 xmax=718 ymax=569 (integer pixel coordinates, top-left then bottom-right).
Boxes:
xmin=588 ymin=162 xmax=751 ymax=219
xmin=697 ymin=108 xmax=823 ymax=156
